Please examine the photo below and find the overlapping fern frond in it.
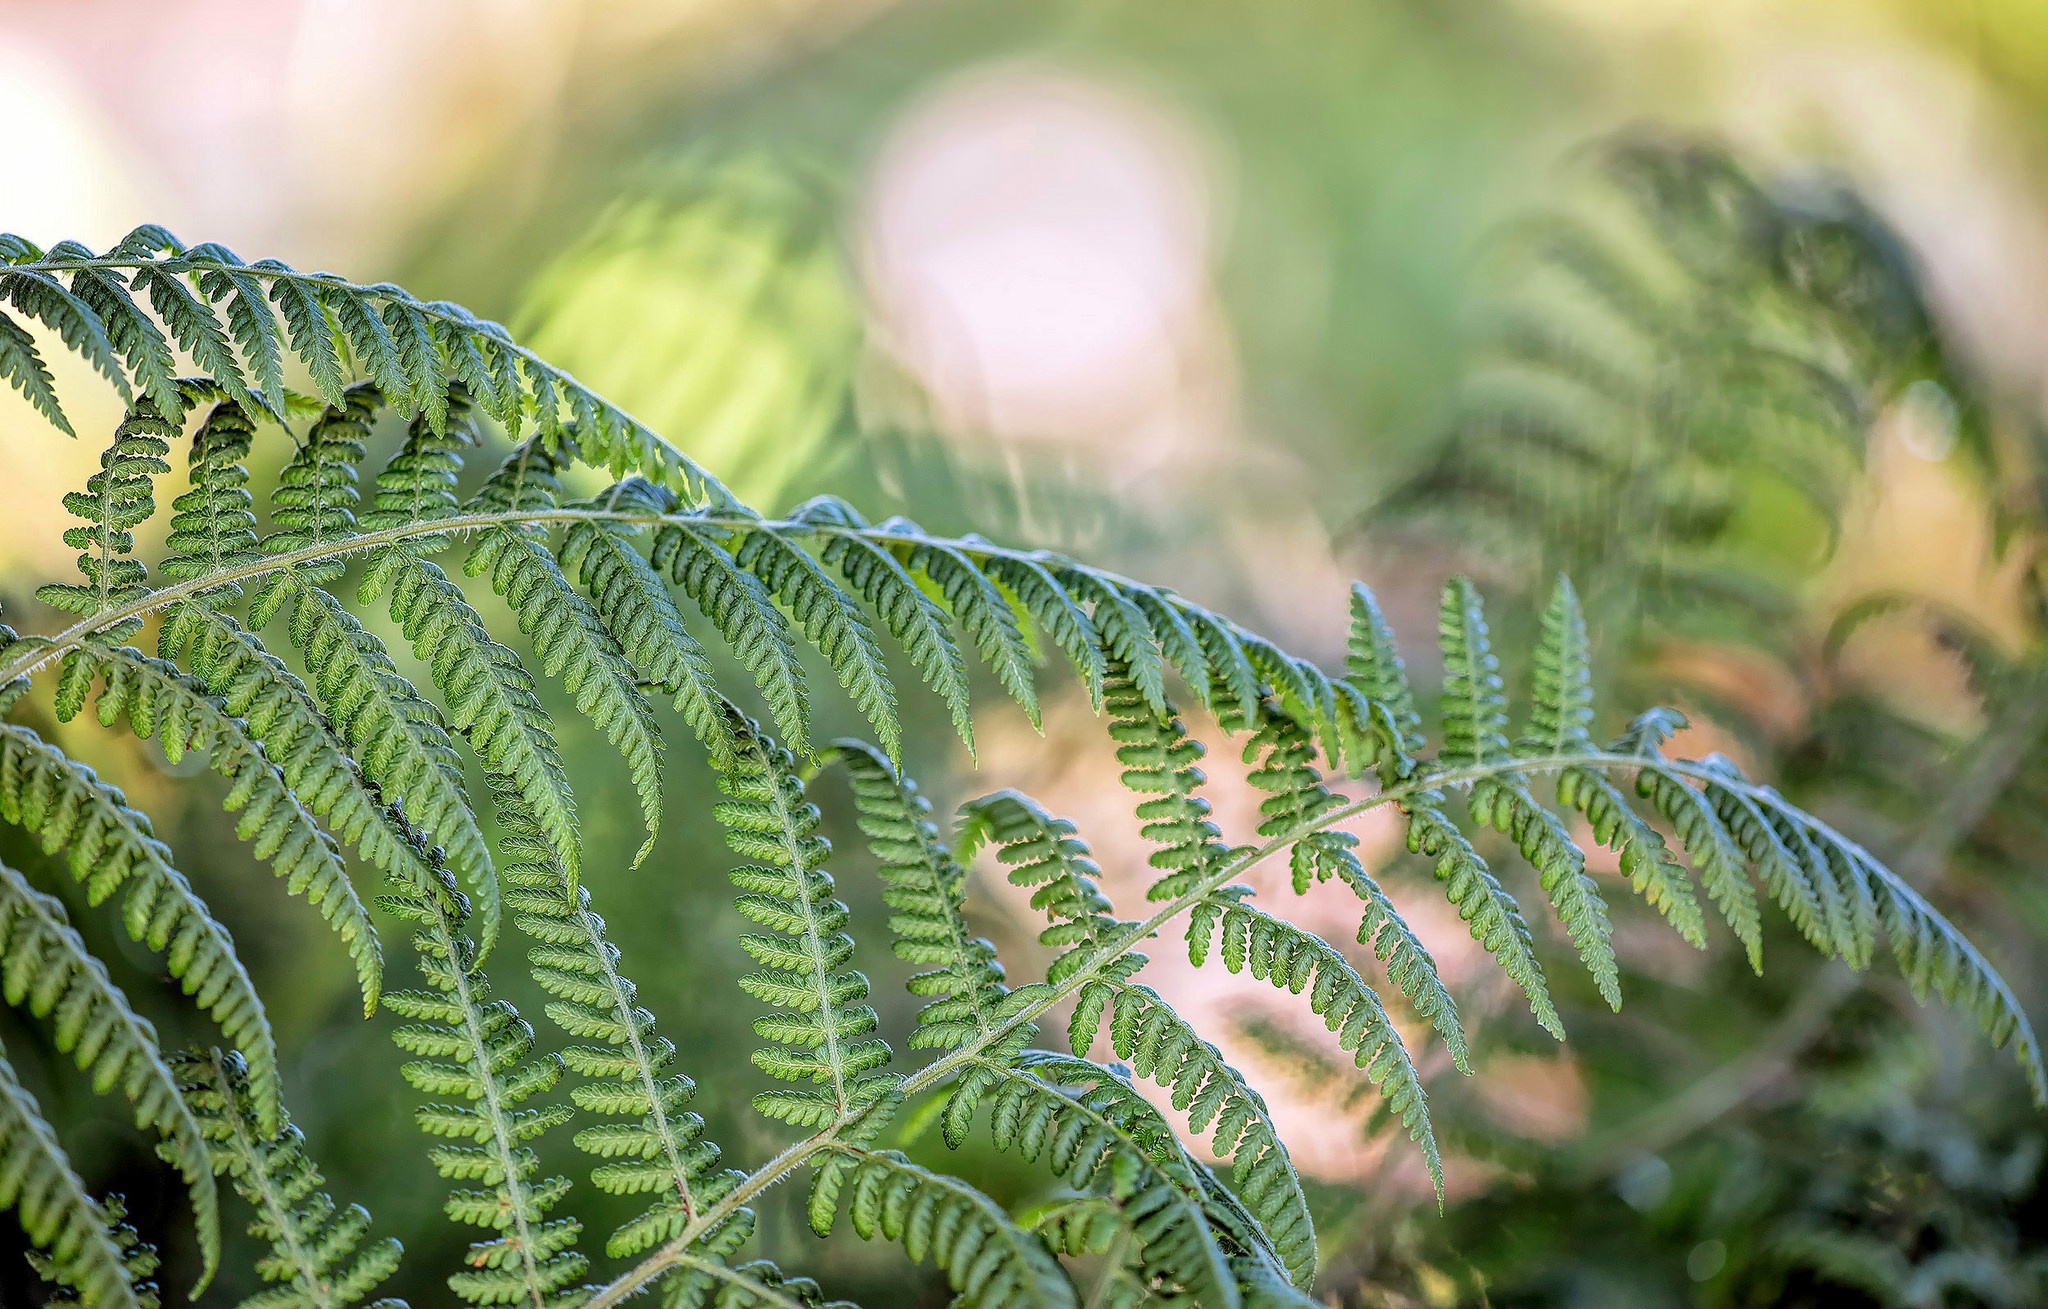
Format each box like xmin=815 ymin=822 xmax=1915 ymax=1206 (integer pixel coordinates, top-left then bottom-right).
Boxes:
xmin=0 ymin=225 xmax=2033 ymax=1306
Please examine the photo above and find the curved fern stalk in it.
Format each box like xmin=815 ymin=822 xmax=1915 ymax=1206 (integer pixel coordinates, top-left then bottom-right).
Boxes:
xmin=249 ymin=388 xmax=495 ymax=945
xmin=0 ymin=1031 xmax=141 ymax=1309
xmin=379 ymin=845 xmax=590 ymax=1307
xmin=1187 ymin=886 xmax=1441 ymax=1197
xmin=946 ymin=786 xmax=1316 ymax=1287
xmin=806 ymin=1145 xmax=1074 ymax=1309
xmin=0 ymin=718 xmax=280 ymax=1127
xmin=0 ymin=228 xmax=733 ymax=504
xmin=1520 ymin=577 xmax=1708 ymax=952
xmin=358 ymin=402 xmax=580 ymax=896
xmin=463 ymin=445 xmax=665 ymax=866
xmin=171 ymin=1048 xmax=405 ymax=1308
xmin=555 ymin=478 xmax=734 ymax=767
xmin=0 ymin=860 xmax=219 ymax=1291
xmin=1438 ymin=576 xmax=1621 ymax=1011
xmin=664 ymin=1257 xmax=849 ymax=1309
xmin=494 ymin=794 xmax=753 ymax=1275
xmin=26 ymin=1195 xmax=162 ymax=1309
xmin=1340 ymin=582 xmax=1563 ymax=1038
xmin=714 ymin=717 xmax=901 ymax=1131
xmin=53 ymin=640 xmax=382 ymax=1007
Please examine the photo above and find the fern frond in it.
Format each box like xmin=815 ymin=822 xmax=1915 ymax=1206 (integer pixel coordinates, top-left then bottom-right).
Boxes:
xmin=1055 ymin=569 xmax=1166 ymax=717
xmin=0 ymin=721 xmax=279 ymax=1126
xmin=1341 ymin=584 xmax=1561 ymax=1036
xmin=36 ymin=400 xmax=173 ymax=628
xmin=954 ymin=789 xmax=1143 ymax=1054
xmin=466 ymin=504 xmax=662 ymax=865
xmin=56 ymin=640 xmax=381 ymax=1007
xmin=25 ymin=1194 xmax=162 ymax=1309
xmin=970 ymin=1051 xmax=1239 ymax=1307
xmin=818 ymin=741 xmax=1008 ymax=1050
xmin=1439 ymin=576 xmax=1623 ymax=1008
xmin=794 ymin=499 xmax=972 ymax=753
xmin=0 ymin=860 xmax=219 ymax=1288
xmin=260 ymin=578 xmax=497 ymax=948
xmin=0 ymin=307 xmax=70 ymax=434
xmin=160 ymin=400 xmax=263 ymax=598
xmin=1242 ymin=704 xmax=1468 ymax=1071
xmin=1103 ymin=671 xmax=1233 ymax=903
xmin=0 ymin=1031 xmax=141 ymax=1309
xmin=895 ymin=529 xmax=1040 ymax=729
xmin=156 ymin=603 xmax=438 ymax=933
xmin=497 ymin=798 xmax=746 ymax=1263
xmin=172 ymin=1048 xmax=405 ymax=1308
xmin=558 ymin=478 xmax=733 ymax=765
xmin=653 ymin=518 xmax=811 ymax=753
xmin=1102 ymin=983 xmax=1316 ymax=1287
xmin=381 ymin=850 xmax=590 ymax=1307
xmin=807 ymin=1145 xmax=1075 ymax=1308
xmin=735 ymin=527 xmax=899 ymax=761
xmin=978 ymin=553 xmax=1103 ymax=710
xmin=716 ymin=720 xmax=900 ymax=1129
xmin=1 ymin=231 xmax=730 ymax=501
xmin=1187 ymin=887 xmax=1441 ymax=1196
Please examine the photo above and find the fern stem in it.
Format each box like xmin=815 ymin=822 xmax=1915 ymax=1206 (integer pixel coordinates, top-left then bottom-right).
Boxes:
xmin=0 ymin=509 xmax=1164 ymax=693
xmin=670 ymin=1252 xmax=814 ymax=1309
xmin=582 ymin=748 xmax=1648 ymax=1307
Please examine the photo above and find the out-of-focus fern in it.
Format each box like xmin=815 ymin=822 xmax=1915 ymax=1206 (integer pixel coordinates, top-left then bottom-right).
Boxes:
xmin=0 ymin=224 xmax=2032 ymax=1306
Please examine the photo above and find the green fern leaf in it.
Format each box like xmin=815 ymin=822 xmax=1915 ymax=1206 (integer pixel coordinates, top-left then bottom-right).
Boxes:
xmin=1057 ymin=569 xmax=1166 ymax=716
xmin=796 ymin=500 xmax=973 ymax=753
xmin=382 ymin=848 xmax=589 ymax=1306
xmin=1189 ymin=887 xmax=1442 ymax=1196
xmin=58 ymin=641 xmax=382 ymax=1005
xmin=717 ymin=720 xmax=901 ymax=1128
xmin=736 ymin=527 xmax=899 ymax=761
xmin=821 ymin=741 xmax=1009 ymax=1050
xmin=171 ymin=1048 xmax=404 ymax=1308
xmin=0 ymin=861 xmax=220 ymax=1289
xmin=979 ymin=553 xmax=1103 ymax=709
xmin=1104 ymin=672 xmax=1232 ymax=901
xmin=1441 ymin=577 xmax=1620 ymax=1009
xmin=37 ymin=400 xmax=173 ymax=624
xmin=810 ymin=1145 xmax=1076 ymax=1308
xmin=0 ymin=1038 xmax=143 ymax=1309
xmin=653 ymin=518 xmax=812 ymax=754
xmin=0 ymin=309 xmax=71 ymax=434
xmin=897 ymin=530 xmax=1040 ymax=729
xmin=0 ymin=721 xmax=280 ymax=1128
xmin=560 ymin=479 xmax=734 ymax=766
xmin=25 ymin=1194 xmax=162 ymax=1309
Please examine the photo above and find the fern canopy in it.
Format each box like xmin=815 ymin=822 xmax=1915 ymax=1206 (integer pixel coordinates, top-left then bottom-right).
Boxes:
xmin=0 ymin=225 xmax=2034 ymax=1306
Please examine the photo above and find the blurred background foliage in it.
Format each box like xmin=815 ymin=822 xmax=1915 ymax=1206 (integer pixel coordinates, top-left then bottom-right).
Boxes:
xmin=9 ymin=0 xmax=2048 ymax=1304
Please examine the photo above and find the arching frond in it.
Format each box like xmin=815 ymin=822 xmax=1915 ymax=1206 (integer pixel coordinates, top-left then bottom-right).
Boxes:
xmin=716 ymin=719 xmax=900 ymax=1130
xmin=25 ymin=1194 xmax=161 ymax=1309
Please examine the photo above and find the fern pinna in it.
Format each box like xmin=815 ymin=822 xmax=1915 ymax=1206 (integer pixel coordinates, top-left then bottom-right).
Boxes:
xmin=0 ymin=226 xmax=2036 ymax=1306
